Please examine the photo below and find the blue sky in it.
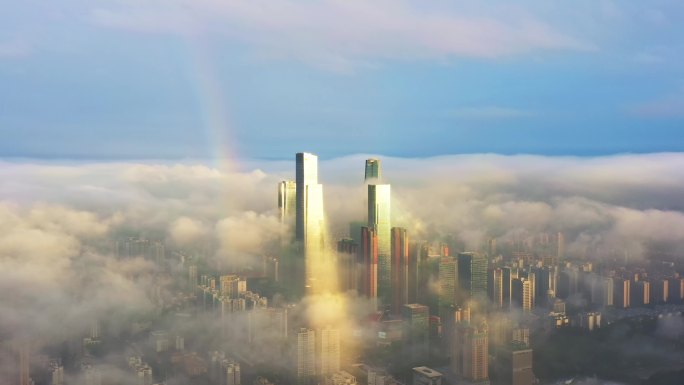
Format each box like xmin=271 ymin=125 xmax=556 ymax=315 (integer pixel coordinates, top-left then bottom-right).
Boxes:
xmin=1 ymin=0 xmax=683 ymax=160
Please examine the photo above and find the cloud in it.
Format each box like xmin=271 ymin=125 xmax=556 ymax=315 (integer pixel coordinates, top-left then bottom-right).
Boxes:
xmin=88 ymin=0 xmax=593 ymax=70
xmin=444 ymin=106 xmax=536 ymax=120
xmin=1 ymin=153 xmax=684 ymax=379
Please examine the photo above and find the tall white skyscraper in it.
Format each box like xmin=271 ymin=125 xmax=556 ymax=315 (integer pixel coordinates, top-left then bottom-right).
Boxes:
xmin=296 ymin=152 xmax=318 ymax=241
xmin=368 ymin=184 xmax=391 ymax=304
xmin=295 ymin=153 xmax=326 ymax=293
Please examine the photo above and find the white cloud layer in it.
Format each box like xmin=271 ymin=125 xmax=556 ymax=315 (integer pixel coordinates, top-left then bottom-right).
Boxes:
xmin=88 ymin=0 xmax=593 ymax=71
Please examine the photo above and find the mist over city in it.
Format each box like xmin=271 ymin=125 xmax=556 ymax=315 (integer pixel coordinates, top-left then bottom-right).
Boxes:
xmin=2 ymin=1 xmax=684 ymax=385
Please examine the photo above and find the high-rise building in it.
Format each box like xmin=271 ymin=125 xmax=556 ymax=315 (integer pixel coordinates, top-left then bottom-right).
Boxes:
xmin=19 ymin=344 xmax=30 ymax=385
xmin=512 ymin=278 xmax=533 ymax=312
xmin=502 ymin=267 xmax=518 ymax=309
xmin=631 ymin=280 xmax=650 ymax=307
xmin=295 ymin=153 xmax=326 ymax=294
xmin=556 ymin=232 xmax=565 ymax=261
xmin=337 ymin=238 xmax=358 ymax=293
xmin=458 ymin=252 xmax=488 ymax=301
xmin=319 ymin=327 xmax=340 ymax=376
xmin=488 ymin=268 xmax=503 ymax=308
xmin=439 ymin=256 xmax=457 ymax=309
xmin=615 ymin=278 xmax=631 ymax=308
xmin=223 ymin=360 xmax=241 ymax=385
xmin=188 ymin=265 xmax=198 ymax=294
xmin=359 ymin=227 xmax=378 ymax=308
xmin=296 ymin=152 xmax=318 ymax=241
xmin=668 ymin=277 xmax=684 ymax=303
xmin=365 ymin=159 xmax=382 ymax=182
xmin=220 ymin=275 xmax=245 ymax=298
xmin=602 ymin=277 xmax=614 ymax=307
xmin=278 ymin=180 xmax=297 ymax=223
xmin=452 ymin=321 xmax=489 ymax=382
xmin=402 ymin=304 xmax=429 ymax=360
xmin=498 ymin=342 xmax=534 ymax=385
xmin=535 ymin=266 xmax=557 ymax=305
xmin=298 ymin=328 xmax=316 ymax=384
xmin=391 ymin=227 xmax=409 ymax=315
xmin=651 ymin=279 xmax=669 ymax=304
xmin=368 ymin=184 xmax=391 ymax=306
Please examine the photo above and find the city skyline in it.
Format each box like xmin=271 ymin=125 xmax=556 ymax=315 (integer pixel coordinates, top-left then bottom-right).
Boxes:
xmin=2 ymin=1 xmax=684 ymax=384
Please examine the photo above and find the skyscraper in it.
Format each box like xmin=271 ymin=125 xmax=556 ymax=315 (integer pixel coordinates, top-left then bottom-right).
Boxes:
xmin=298 ymin=328 xmax=316 ymax=384
xmin=295 ymin=152 xmax=326 ymax=294
xmin=359 ymin=227 xmax=378 ymax=308
xmin=368 ymin=184 xmax=391 ymax=306
xmin=452 ymin=321 xmax=489 ymax=382
xmin=502 ymin=267 xmax=518 ymax=310
xmin=488 ymin=268 xmax=503 ymax=308
xmin=512 ymin=278 xmax=533 ymax=312
xmin=296 ymin=152 xmax=318 ymax=241
xmin=556 ymin=232 xmax=565 ymax=261
xmin=391 ymin=227 xmax=409 ymax=314
xmin=278 ymin=180 xmax=297 ymax=223
xmin=438 ymin=256 xmax=457 ymax=309
xmin=402 ymin=304 xmax=429 ymax=360
xmin=364 ymin=159 xmax=381 ymax=182
xmin=457 ymin=252 xmax=488 ymax=301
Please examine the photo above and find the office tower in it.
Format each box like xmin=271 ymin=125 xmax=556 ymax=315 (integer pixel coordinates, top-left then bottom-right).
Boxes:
xmin=298 ymin=328 xmax=316 ymax=384
xmin=601 ymin=277 xmax=614 ymax=307
xmin=651 ymin=279 xmax=669 ymax=304
xmin=337 ymin=238 xmax=358 ymax=292
xmin=226 ymin=361 xmax=241 ymax=385
xmin=402 ymin=304 xmax=429 ymax=360
xmin=391 ymin=227 xmax=409 ymax=314
xmin=488 ymin=268 xmax=503 ymax=308
xmin=296 ymin=152 xmax=318 ymax=241
xmin=19 ymin=344 xmax=30 ymax=385
xmin=632 ymin=280 xmax=650 ymax=307
xmin=365 ymin=158 xmax=382 ymax=182
xmin=458 ymin=252 xmax=488 ymax=301
xmin=220 ymin=275 xmax=245 ymax=298
xmin=278 ymin=180 xmax=297 ymax=222
xmin=188 ymin=265 xmax=198 ymax=294
xmin=668 ymin=277 xmax=684 ymax=303
xmin=438 ymin=256 xmax=457 ymax=309
xmin=452 ymin=321 xmax=489 ymax=382
xmin=412 ymin=367 xmax=443 ymax=385
xmin=502 ymin=267 xmax=518 ymax=309
xmin=557 ymin=267 xmax=579 ymax=299
xmin=535 ymin=266 xmax=557 ymax=305
xmin=499 ymin=342 xmax=534 ymax=385
xmin=527 ymin=271 xmax=536 ymax=307
xmin=319 ymin=327 xmax=340 ymax=376
xmin=556 ymin=232 xmax=565 ymax=261
xmin=359 ymin=227 xmax=378 ymax=308
xmin=294 ymin=153 xmax=326 ymax=294
xmin=512 ymin=278 xmax=533 ymax=312
xmin=368 ymin=184 xmax=391 ymax=306
xmin=487 ymin=238 xmax=497 ymax=257
xmin=614 ymin=278 xmax=631 ymax=308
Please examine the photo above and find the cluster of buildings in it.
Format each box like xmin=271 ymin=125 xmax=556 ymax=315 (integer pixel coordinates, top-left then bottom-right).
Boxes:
xmin=9 ymin=152 xmax=684 ymax=385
